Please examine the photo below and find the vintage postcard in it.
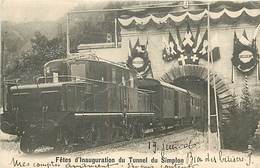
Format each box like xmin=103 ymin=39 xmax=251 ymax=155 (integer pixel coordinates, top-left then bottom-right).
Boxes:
xmin=0 ymin=0 xmax=260 ymax=168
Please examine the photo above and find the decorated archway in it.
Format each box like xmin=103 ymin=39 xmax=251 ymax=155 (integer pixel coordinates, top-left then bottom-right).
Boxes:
xmin=160 ymin=65 xmax=233 ymax=129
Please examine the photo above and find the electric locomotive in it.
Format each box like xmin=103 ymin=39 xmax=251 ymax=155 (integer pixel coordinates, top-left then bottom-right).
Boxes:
xmin=1 ymin=56 xmax=154 ymax=153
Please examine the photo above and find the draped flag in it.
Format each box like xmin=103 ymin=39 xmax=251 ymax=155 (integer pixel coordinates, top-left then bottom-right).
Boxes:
xmin=231 ymin=30 xmax=258 ymax=73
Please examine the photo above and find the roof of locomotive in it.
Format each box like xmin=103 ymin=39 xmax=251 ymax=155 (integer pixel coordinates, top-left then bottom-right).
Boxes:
xmin=137 ymin=78 xmax=188 ymax=93
xmin=44 ymin=55 xmax=131 ymax=71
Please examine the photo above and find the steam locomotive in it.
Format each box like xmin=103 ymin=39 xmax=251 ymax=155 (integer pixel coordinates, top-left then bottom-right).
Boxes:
xmin=0 ymin=56 xmax=206 ymax=153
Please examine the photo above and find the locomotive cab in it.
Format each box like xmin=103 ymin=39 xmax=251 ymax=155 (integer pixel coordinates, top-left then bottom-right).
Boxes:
xmin=68 ymin=59 xmax=136 ymax=87
xmin=42 ymin=58 xmax=136 ymax=87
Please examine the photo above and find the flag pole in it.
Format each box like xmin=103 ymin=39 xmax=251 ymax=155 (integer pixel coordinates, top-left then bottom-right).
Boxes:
xmin=0 ymin=1 xmax=2 ymax=108
xmin=254 ymin=23 xmax=260 ymax=80
xmin=207 ymin=2 xmax=211 ymax=151
xmin=114 ymin=14 xmax=118 ymax=48
xmin=66 ymin=13 xmax=70 ymax=57
xmin=257 ymin=62 xmax=259 ymax=81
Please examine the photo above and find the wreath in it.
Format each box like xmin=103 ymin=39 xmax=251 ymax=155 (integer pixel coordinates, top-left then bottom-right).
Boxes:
xmin=232 ymin=46 xmax=258 ymax=73
xmin=127 ymin=52 xmax=151 ymax=78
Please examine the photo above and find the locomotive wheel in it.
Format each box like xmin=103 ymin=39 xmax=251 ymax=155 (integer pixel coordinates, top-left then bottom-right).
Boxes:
xmin=104 ymin=120 xmax=113 ymax=144
xmin=125 ymin=122 xmax=135 ymax=141
xmin=111 ymin=122 xmax=121 ymax=142
xmin=85 ymin=124 xmax=100 ymax=147
xmin=20 ymin=134 xmax=37 ymax=153
xmin=55 ymin=128 xmax=73 ymax=153
xmin=137 ymin=123 xmax=145 ymax=138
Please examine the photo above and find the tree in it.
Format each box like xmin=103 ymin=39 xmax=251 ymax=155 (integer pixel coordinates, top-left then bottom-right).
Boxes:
xmin=6 ymin=32 xmax=66 ymax=83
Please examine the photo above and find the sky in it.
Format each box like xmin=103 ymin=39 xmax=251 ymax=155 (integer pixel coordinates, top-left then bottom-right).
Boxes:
xmin=1 ymin=0 xmax=102 ymax=23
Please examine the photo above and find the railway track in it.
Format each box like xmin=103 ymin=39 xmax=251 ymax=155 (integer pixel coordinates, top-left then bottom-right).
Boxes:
xmin=62 ymin=127 xmax=205 ymax=156
xmin=0 ymin=126 xmax=206 ymax=157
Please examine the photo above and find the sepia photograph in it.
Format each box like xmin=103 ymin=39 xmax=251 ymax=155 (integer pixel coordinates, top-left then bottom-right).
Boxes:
xmin=0 ymin=0 xmax=260 ymax=167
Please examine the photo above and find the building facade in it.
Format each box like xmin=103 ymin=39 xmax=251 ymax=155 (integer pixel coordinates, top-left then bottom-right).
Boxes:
xmin=77 ymin=2 xmax=260 ymax=121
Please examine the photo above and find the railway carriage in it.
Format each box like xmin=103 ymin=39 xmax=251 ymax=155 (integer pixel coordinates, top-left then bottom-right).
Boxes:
xmin=137 ymin=78 xmax=203 ymax=129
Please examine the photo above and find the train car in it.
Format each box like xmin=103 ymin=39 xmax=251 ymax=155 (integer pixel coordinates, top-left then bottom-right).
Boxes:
xmin=137 ymin=78 xmax=204 ymax=129
xmin=1 ymin=57 xmax=154 ymax=153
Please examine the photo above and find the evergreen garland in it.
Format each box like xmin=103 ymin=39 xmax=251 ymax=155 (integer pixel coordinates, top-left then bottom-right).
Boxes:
xmin=224 ymin=76 xmax=258 ymax=150
xmin=237 ymin=76 xmax=258 ymax=149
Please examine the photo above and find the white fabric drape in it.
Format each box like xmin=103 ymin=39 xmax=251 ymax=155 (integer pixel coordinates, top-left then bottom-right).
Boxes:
xmin=118 ymin=7 xmax=260 ymax=26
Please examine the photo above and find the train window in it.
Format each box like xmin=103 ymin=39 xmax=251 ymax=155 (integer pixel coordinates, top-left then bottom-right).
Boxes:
xmin=130 ymin=74 xmax=134 ymax=87
xmin=71 ymin=63 xmax=86 ymax=79
xmin=164 ymin=89 xmax=167 ymax=99
xmin=112 ymin=68 xmax=116 ymax=83
xmin=174 ymin=91 xmax=179 ymax=116
xmin=122 ymin=76 xmax=126 ymax=86
xmin=53 ymin=72 xmax=58 ymax=83
xmin=116 ymin=68 xmax=122 ymax=83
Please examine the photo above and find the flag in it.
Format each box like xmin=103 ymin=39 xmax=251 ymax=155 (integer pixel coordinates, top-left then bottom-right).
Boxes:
xmin=182 ymin=24 xmax=195 ymax=64
xmin=197 ymin=29 xmax=208 ymax=59
xmin=169 ymin=32 xmax=177 ymax=55
xmin=162 ymin=32 xmax=179 ymax=61
xmin=240 ymin=30 xmax=250 ymax=46
xmin=133 ymin=38 xmax=141 ymax=54
xmin=183 ymin=23 xmax=195 ymax=51
xmin=202 ymin=47 xmax=221 ymax=62
xmin=176 ymin=27 xmax=184 ymax=52
xmin=193 ymin=26 xmax=202 ymax=53
xmin=177 ymin=54 xmax=188 ymax=65
xmin=128 ymin=40 xmax=132 ymax=58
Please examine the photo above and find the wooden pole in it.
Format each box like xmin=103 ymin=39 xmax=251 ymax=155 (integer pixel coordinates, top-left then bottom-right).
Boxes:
xmin=207 ymin=3 xmax=211 ymax=151
xmin=114 ymin=16 xmax=118 ymax=48
xmin=254 ymin=24 xmax=260 ymax=80
xmin=231 ymin=65 xmax=234 ymax=83
xmin=257 ymin=62 xmax=259 ymax=81
xmin=66 ymin=13 xmax=70 ymax=56
xmin=0 ymin=1 xmax=2 ymax=108
xmin=211 ymin=49 xmax=221 ymax=150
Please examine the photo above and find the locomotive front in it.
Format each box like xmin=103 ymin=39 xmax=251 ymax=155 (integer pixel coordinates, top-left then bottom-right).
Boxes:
xmin=1 ymin=59 xmax=75 ymax=152
xmin=1 ymin=58 xmax=153 ymax=153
